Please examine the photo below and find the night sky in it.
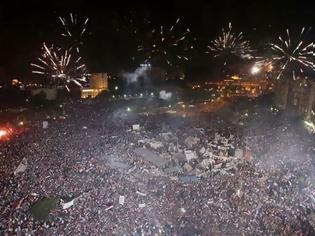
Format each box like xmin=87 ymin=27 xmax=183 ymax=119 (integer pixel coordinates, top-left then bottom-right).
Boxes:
xmin=0 ymin=0 xmax=315 ymax=82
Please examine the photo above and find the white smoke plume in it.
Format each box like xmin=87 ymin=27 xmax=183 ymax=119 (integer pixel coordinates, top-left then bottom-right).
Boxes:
xmin=122 ymin=66 xmax=149 ymax=84
xmin=159 ymin=90 xmax=172 ymax=100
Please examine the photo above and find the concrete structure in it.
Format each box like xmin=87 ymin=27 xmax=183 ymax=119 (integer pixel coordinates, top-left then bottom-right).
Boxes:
xmin=81 ymin=73 xmax=108 ymax=99
xmin=274 ymin=78 xmax=315 ymax=121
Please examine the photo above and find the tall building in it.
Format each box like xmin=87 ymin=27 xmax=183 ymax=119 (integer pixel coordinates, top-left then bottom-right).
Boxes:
xmin=274 ymin=78 xmax=315 ymax=121
xmin=81 ymin=73 xmax=108 ymax=99
xmin=90 ymin=73 xmax=108 ymax=90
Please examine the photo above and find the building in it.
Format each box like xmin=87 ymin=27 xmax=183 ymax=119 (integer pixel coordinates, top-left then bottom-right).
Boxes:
xmin=81 ymin=73 xmax=108 ymax=99
xmin=194 ymin=76 xmax=271 ymax=98
xmin=274 ymin=78 xmax=315 ymax=121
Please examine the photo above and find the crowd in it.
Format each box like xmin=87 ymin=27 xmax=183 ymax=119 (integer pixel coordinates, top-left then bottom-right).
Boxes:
xmin=0 ymin=99 xmax=314 ymax=235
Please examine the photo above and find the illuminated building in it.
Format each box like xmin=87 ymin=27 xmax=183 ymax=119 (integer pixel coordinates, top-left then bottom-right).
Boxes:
xmin=81 ymin=73 xmax=108 ymax=99
xmin=201 ymin=76 xmax=270 ymax=98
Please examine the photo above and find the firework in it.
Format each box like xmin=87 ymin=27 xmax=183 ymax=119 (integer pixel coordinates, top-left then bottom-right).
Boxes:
xmin=270 ymin=27 xmax=315 ymax=80
xmin=113 ymin=11 xmax=151 ymax=36
xmin=31 ymin=43 xmax=87 ymax=90
xmin=137 ymin=18 xmax=194 ymax=67
xmin=59 ymin=13 xmax=89 ymax=53
xmin=251 ymin=59 xmax=274 ymax=75
xmin=112 ymin=11 xmax=151 ymax=62
xmin=207 ymin=22 xmax=253 ymax=60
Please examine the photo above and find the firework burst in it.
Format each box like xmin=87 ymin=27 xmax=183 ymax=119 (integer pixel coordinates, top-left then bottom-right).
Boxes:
xmin=207 ymin=22 xmax=253 ymax=60
xmin=31 ymin=43 xmax=87 ymax=90
xmin=59 ymin=13 xmax=89 ymax=53
xmin=137 ymin=18 xmax=194 ymax=67
xmin=270 ymin=27 xmax=315 ymax=80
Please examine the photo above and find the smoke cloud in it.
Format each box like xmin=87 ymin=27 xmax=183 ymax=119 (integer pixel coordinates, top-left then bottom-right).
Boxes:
xmin=159 ymin=90 xmax=172 ymax=100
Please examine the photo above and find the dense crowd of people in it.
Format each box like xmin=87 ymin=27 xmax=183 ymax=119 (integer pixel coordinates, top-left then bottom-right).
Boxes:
xmin=0 ymin=98 xmax=314 ymax=235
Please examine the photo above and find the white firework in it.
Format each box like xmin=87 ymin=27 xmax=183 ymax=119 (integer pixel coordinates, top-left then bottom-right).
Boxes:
xmin=137 ymin=18 xmax=193 ymax=67
xmin=207 ymin=22 xmax=253 ymax=60
xmin=271 ymin=27 xmax=315 ymax=80
xmin=59 ymin=13 xmax=89 ymax=53
xmin=31 ymin=43 xmax=87 ymax=90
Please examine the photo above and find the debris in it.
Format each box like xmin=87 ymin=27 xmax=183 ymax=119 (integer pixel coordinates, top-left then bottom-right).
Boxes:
xmin=14 ymin=158 xmax=28 ymax=175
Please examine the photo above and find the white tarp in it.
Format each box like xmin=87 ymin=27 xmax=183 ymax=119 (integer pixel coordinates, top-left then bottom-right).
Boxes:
xmin=62 ymin=199 xmax=74 ymax=210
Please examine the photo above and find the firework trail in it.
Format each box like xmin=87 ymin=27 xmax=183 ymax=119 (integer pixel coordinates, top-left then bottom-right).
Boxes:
xmin=31 ymin=43 xmax=87 ymax=90
xmin=270 ymin=27 xmax=315 ymax=80
xmin=207 ymin=22 xmax=253 ymax=62
xmin=112 ymin=11 xmax=151 ymax=62
xmin=137 ymin=18 xmax=194 ymax=67
xmin=59 ymin=13 xmax=89 ymax=53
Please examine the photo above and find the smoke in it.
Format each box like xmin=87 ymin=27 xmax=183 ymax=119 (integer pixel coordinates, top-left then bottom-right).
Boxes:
xmin=159 ymin=90 xmax=172 ymax=100
xmin=241 ymin=106 xmax=315 ymax=210
xmin=122 ymin=66 xmax=149 ymax=84
xmin=121 ymin=65 xmax=152 ymax=95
